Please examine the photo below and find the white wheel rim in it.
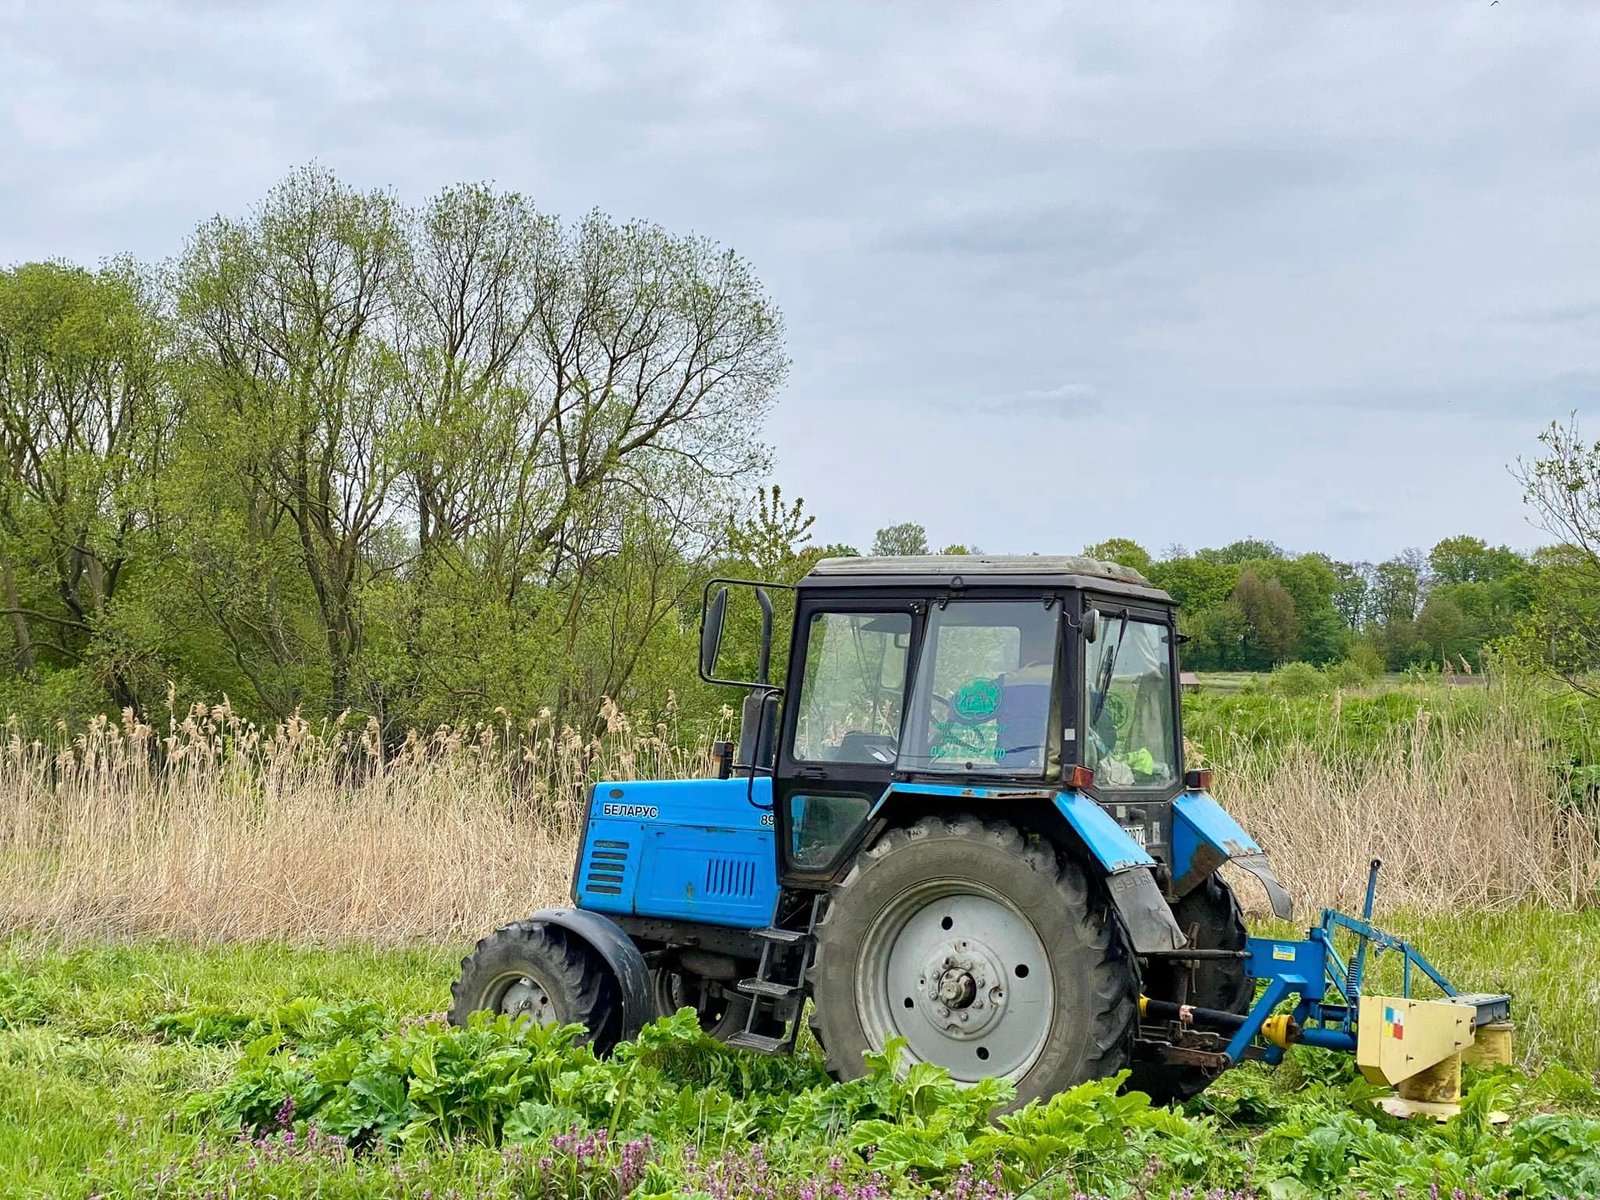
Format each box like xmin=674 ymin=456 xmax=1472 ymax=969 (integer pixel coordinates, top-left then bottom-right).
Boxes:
xmin=855 ymin=879 xmax=1055 ymax=1083
xmin=483 ymin=970 xmax=558 ymax=1026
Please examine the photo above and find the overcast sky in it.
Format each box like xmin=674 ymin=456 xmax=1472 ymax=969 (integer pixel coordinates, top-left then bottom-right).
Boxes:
xmin=5 ymin=2 xmax=1598 ymax=562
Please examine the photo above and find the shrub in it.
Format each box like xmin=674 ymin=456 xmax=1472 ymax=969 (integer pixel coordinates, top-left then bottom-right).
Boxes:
xmin=1324 ymin=659 xmax=1369 ymax=690
xmin=1342 ymin=639 xmax=1386 ymax=684
xmin=1267 ymin=661 xmax=1326 ymax=698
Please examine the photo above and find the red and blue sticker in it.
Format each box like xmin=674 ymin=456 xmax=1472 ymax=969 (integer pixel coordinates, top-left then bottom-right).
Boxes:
xmin=1383 ymin=1005 xmax=1406 ymax=1040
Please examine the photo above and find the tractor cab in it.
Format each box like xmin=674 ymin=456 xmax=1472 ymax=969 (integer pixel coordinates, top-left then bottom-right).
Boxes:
xmin=705 ymin=555 xmax=1187 ymax=889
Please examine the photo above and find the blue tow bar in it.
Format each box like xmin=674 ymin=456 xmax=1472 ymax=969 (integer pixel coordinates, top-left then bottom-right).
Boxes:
xmin=1218 ymin=859 xmax=1483 ymax=1066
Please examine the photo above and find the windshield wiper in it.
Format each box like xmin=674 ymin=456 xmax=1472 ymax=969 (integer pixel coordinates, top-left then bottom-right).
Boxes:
xmin=1089 ymin=610 xmax=1130 ymax=727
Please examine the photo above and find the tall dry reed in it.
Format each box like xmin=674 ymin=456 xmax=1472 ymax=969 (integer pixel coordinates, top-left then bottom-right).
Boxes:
xmin=1215 ymin=685 xmax=1600 ymax=916
xmin=0 ymin=694 xmax=731 ymax=944
xmin=1 ymin=684 xmax=1595 ymax=944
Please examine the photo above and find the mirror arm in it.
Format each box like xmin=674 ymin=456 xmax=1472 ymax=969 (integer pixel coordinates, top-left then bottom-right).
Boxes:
xmin=756 ymin=587 xmax=774 ymax=685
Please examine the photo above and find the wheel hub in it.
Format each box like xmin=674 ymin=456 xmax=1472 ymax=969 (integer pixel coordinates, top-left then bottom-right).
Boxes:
xmin=495 ymin=974 xmax=555 ymax=1025
xmin=918 ymin=938 xmax=1009 ymax=1038
xmin=935 ymin=967 xmax=977 ymax=1008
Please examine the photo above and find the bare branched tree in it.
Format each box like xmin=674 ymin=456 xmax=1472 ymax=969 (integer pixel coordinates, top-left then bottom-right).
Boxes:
xmin=1514 ymin=416 xmax=1600 ymax=694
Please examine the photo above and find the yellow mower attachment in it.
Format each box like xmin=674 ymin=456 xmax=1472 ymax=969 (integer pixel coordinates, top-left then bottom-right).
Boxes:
xmin=1356 ymin=995 xmax=1515 ymax=1121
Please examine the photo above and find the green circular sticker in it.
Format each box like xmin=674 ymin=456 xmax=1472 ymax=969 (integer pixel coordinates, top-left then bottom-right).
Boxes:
xmin=1103 ymin=690 xmax=1131 ymax=740
xmin=952 ymin=677 xmax=1001 ymax=721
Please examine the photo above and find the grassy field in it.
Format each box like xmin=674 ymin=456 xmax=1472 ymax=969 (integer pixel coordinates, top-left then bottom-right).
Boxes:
xmin=3 ymin=680 xmax=1600 ymax=1197
xmin=4 ymin=918 xmax=1600 ymax=1200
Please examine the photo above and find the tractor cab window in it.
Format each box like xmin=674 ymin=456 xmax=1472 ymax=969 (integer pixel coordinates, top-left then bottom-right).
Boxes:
xmin=1083 ymin=615 xmax=1178 ymax=791
xmin=900 ymin=601 xmax=1059 ymax=775
xmin=792 ymin=611 xmax=913 ymax=764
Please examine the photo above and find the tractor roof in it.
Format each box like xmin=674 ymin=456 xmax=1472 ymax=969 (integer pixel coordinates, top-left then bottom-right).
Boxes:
xmin=803 ymin=555 xmax=1171 ymax=602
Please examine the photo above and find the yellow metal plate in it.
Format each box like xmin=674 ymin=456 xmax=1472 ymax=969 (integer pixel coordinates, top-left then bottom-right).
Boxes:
xmin=1356 ymin=995 xmax=1474 ymax=1086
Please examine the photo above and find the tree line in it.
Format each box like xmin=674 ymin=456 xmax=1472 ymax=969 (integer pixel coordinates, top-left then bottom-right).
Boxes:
xmin=5 ymin=166 xmax=1599 ymax=734
xmin=834 ymin=524 xmax=1543 ymax=675
xmin=849 ymin=442 xmax=1600 ymax=683
xmin=1092 ymin=534 xmax=1535 ymax=675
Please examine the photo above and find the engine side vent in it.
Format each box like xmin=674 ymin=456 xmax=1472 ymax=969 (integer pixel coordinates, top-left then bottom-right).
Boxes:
xmin=585 ymin=839 xmax=630 ymax=895
xmin=704 ymin=855 xmax=758 ymax=899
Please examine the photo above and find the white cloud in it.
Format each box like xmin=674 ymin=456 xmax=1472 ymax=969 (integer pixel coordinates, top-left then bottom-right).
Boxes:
xmin=2 ymin=0 xmax=1597 ymax=558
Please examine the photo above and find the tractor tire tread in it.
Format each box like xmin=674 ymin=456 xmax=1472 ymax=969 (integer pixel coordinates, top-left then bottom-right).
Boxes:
xmin=449 ymin=920 xmax=622 ymax=1050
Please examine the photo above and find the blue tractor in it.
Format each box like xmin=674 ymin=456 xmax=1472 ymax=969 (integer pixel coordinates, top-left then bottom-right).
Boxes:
xmin=450 ymin=556 xmax=1511 ymax=1112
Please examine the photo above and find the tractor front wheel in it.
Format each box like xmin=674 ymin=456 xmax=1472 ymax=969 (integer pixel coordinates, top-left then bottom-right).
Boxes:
xmin=809 ymin=816 xmax=1138 ymax=1110
xmin=449 ymin=920 xmax=622 ymax=1051
xmin=650 ymin=966 xmax=753 ymax=1041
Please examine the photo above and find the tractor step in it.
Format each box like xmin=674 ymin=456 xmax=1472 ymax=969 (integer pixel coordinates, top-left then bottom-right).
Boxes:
xmin=752 ymin=926 xmax=807 ymax=945
xmin=724 ymin=897 xmax=823 ymax=1057
xmin=738 ymin=977 xmax=803 ymax=1001
xmin=723 ymin=1029 xmax=792 ymax=1054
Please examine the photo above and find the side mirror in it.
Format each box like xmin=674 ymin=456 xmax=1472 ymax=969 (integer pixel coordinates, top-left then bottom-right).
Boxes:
xmin=1083 ymin=607 xmax=1101 ymax=643
xmin=700 ymin=586 xmax=728 ymax=680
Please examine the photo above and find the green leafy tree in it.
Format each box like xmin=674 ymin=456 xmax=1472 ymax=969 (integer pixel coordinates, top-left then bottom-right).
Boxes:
xmin=1254 ymin=554 xmax=1348 ymax=664
xmin=1182 ymin=598 xmax=1248 ymax=670
xmin=1329 ymin=559 xmax=1371 ymax=629
xmin=1513 ymin=418 xmax=1600 ymax=691
xmin=871 ymin=522 xmax=929 ymax=556
xmin=726 ymin=485 xmax=814 ymax=577
xmin=1415 ymin=594 xmax=1470 ymax=665
xmin=1147 ymin=556 xmax=1238 ymax=614
xmin=1232 ymin=568 xmax=1300 ymax=667
xmin=1366 ymin=552 xmax=1430 ymax=668
xmin=177 ymin=166 xmax=408 ymax=716
xmin=1428 ymin=535 xmax=1525 ymax=586
xmin=0 ymin=259 xmax=174 ymax=704
xmin=1511 ymin=544 xmax=1600 ymax=688
xmin=1083 ymin=538 xmax=1152 ymax=573
xmin=1196 ymin=537 xmax=1283 ymax=565
xmin=165 ymin=168 xmax=788 ymax=728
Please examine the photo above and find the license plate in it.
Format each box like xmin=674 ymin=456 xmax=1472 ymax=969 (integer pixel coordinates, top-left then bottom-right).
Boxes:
xmin=1122 ymin=822 xmax=1147 ymax=848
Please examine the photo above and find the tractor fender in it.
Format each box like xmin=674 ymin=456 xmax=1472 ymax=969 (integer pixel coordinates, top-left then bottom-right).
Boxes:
xmin=526 ymin=907 xmax=653 ymax=1043
xmin=866 ymin=783 xmax=1186 ymax=955
xmin=1170 ymin=792 xmax=1293 ymax=919
xmin=1048 ymin=790 xmax=1184 ymax=954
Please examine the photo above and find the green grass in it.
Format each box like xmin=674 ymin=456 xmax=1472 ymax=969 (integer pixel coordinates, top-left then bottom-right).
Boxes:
xmin=0 ymin=939 xmax=457 ymax=1196
xmin=3 ymin=916 xmax=1599 ymax=1199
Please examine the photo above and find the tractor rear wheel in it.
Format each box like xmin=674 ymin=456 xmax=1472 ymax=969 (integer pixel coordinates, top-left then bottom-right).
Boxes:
xmin=808 ymin=816 xmax=1138 ymax=1111
xmin=1125 ymin=873 xmax=1250 ymax=1106
xmin=449 ymin=920 xmax=623 ymax=1051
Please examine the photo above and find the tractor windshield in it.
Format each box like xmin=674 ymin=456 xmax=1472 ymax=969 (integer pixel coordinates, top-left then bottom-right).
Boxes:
xmin=899 ymin=601 xmax=1059 ymax=775
xmin=1082 ymin=614 xmax=1178 ymax=790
